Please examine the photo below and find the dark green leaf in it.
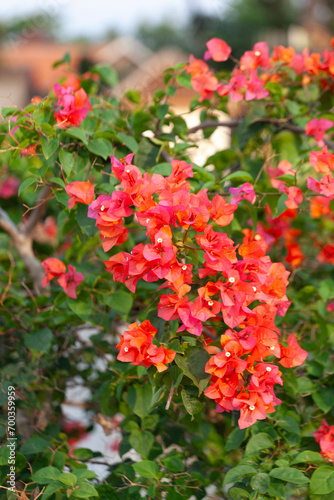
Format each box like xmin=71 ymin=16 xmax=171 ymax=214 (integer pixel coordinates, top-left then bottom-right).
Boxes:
xmin=269 ymin=467 xmax=309 ymax=485
xmin=24 ymin=327 xmax=53 ymax=353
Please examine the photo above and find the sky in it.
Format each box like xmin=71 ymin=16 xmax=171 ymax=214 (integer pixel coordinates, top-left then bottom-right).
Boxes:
xmin=0 ymin=0 xmax=229 ymax=39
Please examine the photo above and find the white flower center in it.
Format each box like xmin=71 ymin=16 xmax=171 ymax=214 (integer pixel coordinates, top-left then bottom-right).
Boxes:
xmin=101 ymin=205 xmax=105 ymax=211
xmin=146 ymin=218 xmax=150 ymax=223
xmin=229 ymin=277 xmax=235 ymax=283
xmin=126 ymin=169 xmax=130 ymax=173
xmin=208 ymin=301 xmax=214 ymax=306
xmin=254 ymin=50 xmax=261 ymax=56
xmin=124 ymin=346 xmax=129 ymax=352
xmin=157 ymin=238 xmax=163 ymax=243
xmin=249 ymin=405 xmax=255 ymax=411
xmin=254 ymin=234 xmax=261 ymax=240
xmin=182 ymin=265 xmax=187 ymax=270
xmin=225 ymin=351 xmax=231 ymax=357
xmin=270 ymin=346 xmax=275 ymax=350
xmin=252 ymin=286 xmax=257 ymax=292
xmin=266 ymin=367 xmax=272 ymax=372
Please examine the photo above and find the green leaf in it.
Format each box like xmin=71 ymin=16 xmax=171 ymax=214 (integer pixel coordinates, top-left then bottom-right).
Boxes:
xmin=125 ymin=90 xmax=141 ymax=104
xmin=250 ymin=473 xmax=270 ymax=494
xmin=41 ymin=481 xmax=64 ymax=498
xmin=18 ymin=177 xmax=36 ymax=196
xmin=76 ymin=203 xmax=97 ymax=238
xmin=39 ymin=123 xmax=55 ymax=137
xmin=49 ymin=177 xmax=66 ymax=188
xmin=72 ymin=481 xmax=99 ymax=498
xmin=313 ymin=388 xmax=334 ymax=413
xmin=127 ymin=384 xmax=152 ymax=419
xmin=276 ymin=193 xmax=289 ymax=216
xmin=24 ymin=327 xmax=53 ymax=353
xmin=67 ymin=291 xmax=92 ymax=322
xmin=174 ymin=347 xmax=210 ymax=395
xmin=181 ymin=386 xmax=204 ymax=418
xmin=192 ymin=164 xmax=215 ymax=183
xmin=151 ymin=163 xmax=172 ymax=176
xmin=72 ymin=448 xmax=94 ymax=461
xmin=223 ymin=465 xmax=257 ymax=486
xmin=291 ymin=450 xmax=324 ymax=465
xmin=225 ymin=428 xmax=246 ymax=451
xmin=118 ymin=132 xmax=138 ymax=153
xmin=132 ymin=460 xmax=159 ymax=479
xmin=103 ymin=290 xmax=133 ymax=316
xmin=176 ymin=71 xmax=193 ymax=89
xmin=269 ymin=467 xmax=310 ymax=485
xmin=31 ymin=466 xmax=61 ymax=484
xmin=65 ymin=128 xmax=88 ymax=145
xmin=58 ymin=472 xmax=77 ymax=487
xmin=91 ymin=64 xmax=118 ymax=87
xmin=245 ymin=433 xmax=274 ymax=456
xmin=162 ymin=455 xmax=185 ymax=473
xmin=87 ymin=138 xmax=113 ymax=160
xmin=41 ymin=136 xmax=59 ymax=159
xmin=129 ymin=429 xmax=154 ymax=459
xmin=20 ymin=437 xmax=51 ymax=455
xmin=59 ymin=149 xmax=75 ymax=176
xmin=53 ymin=51 xmax=70 ymax=68
xmin=310 ymin=466 xmax=334 ymax=495
xmin=228 ymin=485 xmax=250 ymax=498
xmin=223 ymin=171 xmax=254 ymax=185
xmin=73 ymin=470 xmax=99 ymax=480
xmin=267 ymin=479 xmax=286 ymax=499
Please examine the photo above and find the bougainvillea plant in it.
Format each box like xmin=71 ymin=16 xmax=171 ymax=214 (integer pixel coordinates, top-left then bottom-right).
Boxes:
xmin=1 ymin=37 xmax=334 ymax=499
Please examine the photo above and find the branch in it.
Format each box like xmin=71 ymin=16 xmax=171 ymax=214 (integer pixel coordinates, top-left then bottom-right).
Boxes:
xmin=22 ymin=185 xmax=53 ymax=236
xmin=0 ymin=206 xmax=44 ymax=294
xmin=187 ymin=119 xmax=242 ymax=135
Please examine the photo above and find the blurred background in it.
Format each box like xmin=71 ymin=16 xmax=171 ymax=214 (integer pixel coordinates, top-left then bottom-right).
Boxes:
xmin=0 ymin=0 xmax=334 ymax=108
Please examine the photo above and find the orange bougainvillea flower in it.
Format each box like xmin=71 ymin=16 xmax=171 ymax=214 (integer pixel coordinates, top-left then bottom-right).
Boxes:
xmin=279 ymin=333 xmax=308 ymax=368
xmin=65 ymin=181 xmax=95 ymax=209
xmin=116 ymin=320 xmax=175 ymax=372
xmin=41 ymin=257 xmax=66 ymax=288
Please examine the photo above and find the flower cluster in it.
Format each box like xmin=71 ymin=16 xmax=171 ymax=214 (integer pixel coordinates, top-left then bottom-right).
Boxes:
xmin=41 ymin=257 xmax=84 ymax=299
xmin=187 ymin=37 xmax=334 ymax=104
xmin=77 ymin=155 xmax=308 ymax=428
xmin=54 ymin=83 xmax=92 ymax=129
xmin=314 ymin=419 xmax=334 ymax=462
xmin=116 ymin=320 xmax=176 ymax=372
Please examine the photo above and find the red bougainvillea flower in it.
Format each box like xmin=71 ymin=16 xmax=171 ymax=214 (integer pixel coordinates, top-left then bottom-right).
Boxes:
xmin=0 ymin=176 xmax=20 ymax=199
xmin=116 ymin=320 xmax=175 ymax=372
xmin=279 ymin=333 xmax=308 ymax=368
xmin=65 ymin=181 xmax=95 ymax=209
xmin=314 ymin=419 xmax=334 ymax=462
xmin=267 ymin=160 xmax=295 ymax=190
xmin=41 ymin=257 xmax=66 ymax=288
xmin=309 ymin=146 xmax=334 ymax=173
xmin=54 ymin=84 xmax=92 ymax=129
xmin=204 ymin=38 xmax=232 ymax=62
xmin=305 ymin=118 xmax=334 ymax=146
xmin=240 ymin=41 xmax=271 ymax=71
xmin=229 ymin=182 xmax=256 ymax=205
xmin=57 ymin=265 xmax=84 ymax=299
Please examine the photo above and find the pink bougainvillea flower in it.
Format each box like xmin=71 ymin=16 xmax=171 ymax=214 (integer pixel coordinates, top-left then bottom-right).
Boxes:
xmin=41 ymin=257 xmax=67 ymax=288
xmin=65 ymin=181 xmax=95 ymax=209
xmin=305 ymin=118 xmax=334 ymax=146
xmin=54 ymin=84 xmax=92 ymax=129
xmin=309 ymin=146 xmax=334 ymax=173
xmin=267 ymin=159 xmax=295 ymax=190
xmin=57 ymin=264 xmax=84 ymax=299
xmin=314 ymin=419 xmax=334 ymax=462
xmin=279 ymin=333 xmax=307 ymax=368
xmin=307 ymin=174 xmax=334 ymax=198
xmin=186 ymin=54 xmax=209 ymax=77
xmin=229 ymin=182 xmax=256 ymax=205
xmin=0 ymin=176 xmax=20 ymax=199
xmin=279 ymin=185 xmax=303 ymax=210
xmin=204 ymin=38 xmax=232 ymax=62
xmin=191 ymin=71 xmax=219 ymax=102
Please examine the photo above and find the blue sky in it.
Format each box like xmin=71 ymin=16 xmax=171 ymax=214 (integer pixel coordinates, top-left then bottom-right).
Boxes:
xmin=0 ymin=0 xmax=229 ymax=39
